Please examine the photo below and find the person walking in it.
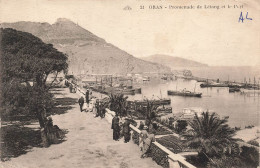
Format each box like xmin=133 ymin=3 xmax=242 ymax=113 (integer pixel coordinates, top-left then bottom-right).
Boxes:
xmin=123 ymin=118 xmax=131 ymax=143
xmin=69 ymin=84 xmax=73 ymax=93
xmin=95 ymin=99 xmax=100 ymax=117
xmin=101 ymin=105 xmax=106 ymax=118
xmin=85 ymin=89 xmax=90 ymax=107
xmin=99 ymin=101 xmax=105 ymax=118
xmin=111 ymin=114 xmax=120 ymax=141
xmin=78 ymin=96 xmax=85 ymax=112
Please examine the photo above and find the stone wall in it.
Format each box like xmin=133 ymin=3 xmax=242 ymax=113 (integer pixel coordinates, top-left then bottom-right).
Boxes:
xmin=131 ymin=129 xmax=140 ymax=145
xmin=149 ymin=143 xmax=169 ymax=168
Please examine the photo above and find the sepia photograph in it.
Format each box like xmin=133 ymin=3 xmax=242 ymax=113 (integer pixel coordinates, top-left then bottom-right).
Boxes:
xmin=0 ymin=0 xmax=259 ymax=168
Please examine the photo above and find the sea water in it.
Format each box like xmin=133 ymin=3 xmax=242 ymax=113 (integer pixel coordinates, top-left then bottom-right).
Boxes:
xmin=129 ymin=66 xmax=260 ymax=128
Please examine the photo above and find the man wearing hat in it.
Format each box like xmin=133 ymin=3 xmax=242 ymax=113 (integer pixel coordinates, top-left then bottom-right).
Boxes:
xmin=123 ymin=118 xmax=131 ymax=143
xmin=111 ymin=114 xmax=120 ymax=141
xmin=78 ymin=96 xmax=85 ymax=112
xmin=95 ymin=99 xmax=100 ymax=117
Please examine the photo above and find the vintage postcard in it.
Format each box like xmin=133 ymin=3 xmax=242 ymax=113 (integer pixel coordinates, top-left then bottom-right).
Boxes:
xmin=0 ymin=0 xmax=259 ymax=168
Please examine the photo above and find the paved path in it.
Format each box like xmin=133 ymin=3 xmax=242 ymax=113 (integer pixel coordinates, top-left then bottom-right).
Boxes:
xmin=1 ymin=88 xmax=161 ymax=168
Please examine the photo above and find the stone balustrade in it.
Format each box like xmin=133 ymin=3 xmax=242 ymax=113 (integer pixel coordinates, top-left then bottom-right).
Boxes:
xmin=103 ymin=108 xmax=197 ymax=168
xmin=67 ymin=80 xmax=196 ymax=168
xmin=130 ymin=123 xmax=196 ymax=168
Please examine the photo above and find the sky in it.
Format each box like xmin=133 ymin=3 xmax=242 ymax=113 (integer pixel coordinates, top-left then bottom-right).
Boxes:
xmin=0 ymin=0 xmax=259 ymax=66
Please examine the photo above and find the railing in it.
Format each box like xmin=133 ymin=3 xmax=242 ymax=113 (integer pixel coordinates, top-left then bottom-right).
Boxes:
xmin=130 ymin=124 xmax=197 ymax=168
xmin=168 ymin=154 xmax=196 ymax=168
xmin=68 ymin=80 xmax=197 ymax=168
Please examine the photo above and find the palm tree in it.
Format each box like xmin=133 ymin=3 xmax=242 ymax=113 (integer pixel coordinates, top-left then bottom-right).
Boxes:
xmin=183 ymin=112 xmax=237 ymax=160
xmin=144 ymin=100 xmax=159 ymax=129
xmin=109 ymin=93 xmax=128 ymax=117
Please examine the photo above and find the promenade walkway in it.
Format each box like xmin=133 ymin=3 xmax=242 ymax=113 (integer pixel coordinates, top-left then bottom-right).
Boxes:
xmin=1 ymin=88 xmax=160 ymax=168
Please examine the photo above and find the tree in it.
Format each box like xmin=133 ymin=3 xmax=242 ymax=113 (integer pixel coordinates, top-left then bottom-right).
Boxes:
xmin=144 ymin=100 xmax=159 ymax=129
xmin=0 ymin=28 xmax=68 ymax=145
xmin=108 ymin=93 xmax=129 ymax=117
xmin=183 ymin=112 xmax=237 ymax=161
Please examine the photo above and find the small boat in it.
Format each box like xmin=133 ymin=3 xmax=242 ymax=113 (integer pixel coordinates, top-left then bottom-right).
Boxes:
xmin=122 ymin=89 xmax=135 ymax=95
xmin=179 ymin=107 xmax=218 ymax=120
xmin=228 ymin=84 xmax=243 ymax=88
xmin=157 ymin=105 xmax=172 ymax=113
xmin=229 ymin=88 xmax=240 ymax=92
xmin=168 ymin=90 xmax=202 ymax=97
xmin=161 ymin=76 xmax=168 ymax=80
xmin=90 ymin=85 xmax=107 ymax=94
xmin=196 ymin=79 xmax=208 ymax=82
xmin=200 ymin=82 xmax=228 ymax=88
xmin=134 ymin=87 xmax=142 ymax=94
xmin=142 ymin=76 xmax=150 ymax=82
xmin=153 ymin=98 xmax=171 ymax=105
xmin=113 ymin=88 xmax=135 ymax=95
xmin=132 ymin=98 xmax=171 ymax=106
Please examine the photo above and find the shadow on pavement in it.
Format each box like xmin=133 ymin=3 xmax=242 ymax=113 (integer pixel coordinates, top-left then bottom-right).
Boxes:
xmin=0 ymin=125 xmax=42 ymax=161
xmin=1 ymin=90 xmax=74 ymax=162
xmin=50 ymin=97 xmax=78 ymax=116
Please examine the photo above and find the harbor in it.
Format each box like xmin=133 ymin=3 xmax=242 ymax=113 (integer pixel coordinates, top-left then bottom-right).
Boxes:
xmin=71 ymin=72 xmax=259 ymax=128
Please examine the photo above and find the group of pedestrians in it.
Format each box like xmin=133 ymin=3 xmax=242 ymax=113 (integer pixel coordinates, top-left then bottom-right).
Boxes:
xmin=72 ymin=82 xmax=155 ymax=158
xmin=111 ymin=114 xmax=131 ymax=143
xmin=94 ymin=99 xmax=106 ymax=118
xmin=78 ymin=89 xmax=92 ymax=112
xmin=111 ymin=115 xmax=156 ymax=157
xmin=66 ymin=81 xmax=105 ymax=118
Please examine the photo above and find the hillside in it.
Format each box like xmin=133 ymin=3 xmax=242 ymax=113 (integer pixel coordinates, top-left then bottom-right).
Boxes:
xmin=0 ymin=18 xmax=170 ymax=75
xmin=142 ymin=54 xmax=208 ymax=68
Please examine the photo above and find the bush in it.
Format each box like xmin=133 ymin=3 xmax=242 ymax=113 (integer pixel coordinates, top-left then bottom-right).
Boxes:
xmin=156 ymin=135 xmax=183 ymax=153
xmin=247 ymin=140 xmax=259 ymax=147
xmin=175 ymin=120 xmax=188 ymax=134
xmin=240 ymin=146 xmax=259 ymax=167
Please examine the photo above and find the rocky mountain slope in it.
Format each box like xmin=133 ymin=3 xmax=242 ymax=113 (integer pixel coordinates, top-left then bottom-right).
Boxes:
xmin=142 ymin=54 xmax=208 ymax=68
xmin=1 ymin=18 xmax=170 ymax=75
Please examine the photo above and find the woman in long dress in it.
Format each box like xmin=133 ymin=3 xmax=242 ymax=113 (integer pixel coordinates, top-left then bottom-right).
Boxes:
xmin=111 ymin=115 xmax=120 ymax=141
xmin=123 ymin=119 xmax=131 ymax=143
xmin=139 ymin=125 xmax=148 ymax=152
xmin=141 ymin=129 xmax=156 ymax=158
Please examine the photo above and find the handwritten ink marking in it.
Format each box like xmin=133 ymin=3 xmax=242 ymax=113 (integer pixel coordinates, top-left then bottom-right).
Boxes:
xmin=239 ymin=12 xmax=244 ymax=22
xmin=246 ymin=12 xmax=252 ymax=20
xmin=239 ymin=12 xmax=252 ymax=23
